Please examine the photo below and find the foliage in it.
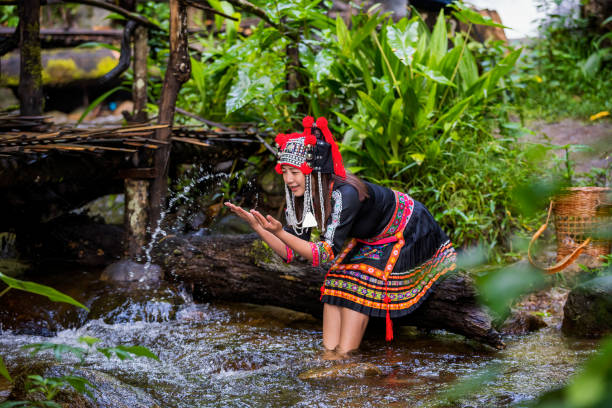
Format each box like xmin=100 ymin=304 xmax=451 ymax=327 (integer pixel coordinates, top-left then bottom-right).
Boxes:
xmin=0 ymin=275 xmax=158 ymax=407
xmin=0 ymin=272 xmax=87 ymax=310
xmin=513 ymin=1 xmax=612 ymax=120
xmin=174 ymin=2 xmax=549 ymax=256
xmin=0 ymin=5 xmax=18 ymax=27
xmin=1 ymin=336 xmax=158 ymax=407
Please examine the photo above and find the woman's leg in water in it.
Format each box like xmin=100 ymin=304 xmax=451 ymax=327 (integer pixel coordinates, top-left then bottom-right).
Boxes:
xmin=336 ymin=307 xmax=369 ymax=355
xmin=322 ymin=303 xmax=342 ymax=350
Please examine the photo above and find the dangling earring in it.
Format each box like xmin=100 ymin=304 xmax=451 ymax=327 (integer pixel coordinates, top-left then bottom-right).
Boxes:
xmin=302 ymin=174 xmax=317 ymax=228
xmin=318 ymin=172 xmax=326 ymax=234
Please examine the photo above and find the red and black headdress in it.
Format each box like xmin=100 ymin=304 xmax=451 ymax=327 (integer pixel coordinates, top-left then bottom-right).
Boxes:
xmin=275 ymin=116 xmax=346 ymax=179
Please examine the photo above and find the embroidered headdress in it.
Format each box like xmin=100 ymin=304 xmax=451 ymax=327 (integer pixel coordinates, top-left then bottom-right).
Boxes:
xmin=275 ymin=117 xmax=346 ymax=234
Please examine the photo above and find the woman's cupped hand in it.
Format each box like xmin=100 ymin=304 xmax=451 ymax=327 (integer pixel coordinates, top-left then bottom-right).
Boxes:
xmin=224 ymin=202 xmax=283 ymax=234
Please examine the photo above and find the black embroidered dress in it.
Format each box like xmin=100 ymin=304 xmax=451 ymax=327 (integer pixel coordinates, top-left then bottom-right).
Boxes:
xmin=285 ymin=181 xmax=457 ymax=319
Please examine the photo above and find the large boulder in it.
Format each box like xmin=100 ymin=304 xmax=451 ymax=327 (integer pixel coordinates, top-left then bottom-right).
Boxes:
xmin=562 ymin=275 xmax=612 ymax=338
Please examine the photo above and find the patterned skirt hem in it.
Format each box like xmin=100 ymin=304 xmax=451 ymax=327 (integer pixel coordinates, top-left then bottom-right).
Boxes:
xmin=321 ymin=267 xmax=452 ymax=319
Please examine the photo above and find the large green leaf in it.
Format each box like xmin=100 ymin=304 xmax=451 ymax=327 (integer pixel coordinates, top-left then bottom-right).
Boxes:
xmin=356 ymin=90 xmax=388 ymax=123
xmin=415 ymin=64 xmax=456 ymax=86
xmin=386 ymin=23 xmax=419 ymax=66
xmin=225 ymin=69 xmax=262 ymax=114
xmin=428 ymin=10 xmax=447 ymax=67
xmin=0 ymin=272 xmax=88 ymax=310
xmin=336 ymin=15 xmax=351 ymax=56
xmin=451 ymin=3 xmax=507 ymax=28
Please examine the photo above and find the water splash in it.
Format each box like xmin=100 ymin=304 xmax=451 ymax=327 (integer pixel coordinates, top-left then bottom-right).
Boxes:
xmin=142 ymin=167 xmax=231 ymax=278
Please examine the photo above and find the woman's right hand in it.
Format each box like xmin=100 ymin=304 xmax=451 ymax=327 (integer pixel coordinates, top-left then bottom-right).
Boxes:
xmin=224 ymin=202 xmax=261 ymax=231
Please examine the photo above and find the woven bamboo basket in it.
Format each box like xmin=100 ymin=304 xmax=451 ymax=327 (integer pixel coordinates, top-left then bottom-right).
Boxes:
xmin=529 ymin=187 xmax=612 ymax=273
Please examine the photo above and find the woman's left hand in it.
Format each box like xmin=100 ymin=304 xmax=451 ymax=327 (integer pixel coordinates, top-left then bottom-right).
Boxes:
xmin=250 ymin=210 xmax=283 ymax=235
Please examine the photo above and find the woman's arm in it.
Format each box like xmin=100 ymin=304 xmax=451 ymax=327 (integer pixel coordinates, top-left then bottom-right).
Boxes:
xmin=250 ymin=210 xmax=314 ymax=262
xmin=224 ymin=202 xmax=307 ymax=261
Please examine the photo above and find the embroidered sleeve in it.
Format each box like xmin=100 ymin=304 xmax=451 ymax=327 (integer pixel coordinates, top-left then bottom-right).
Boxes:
xmin=309 ymin=241 xmax=334 ymax=267
xmin=284 ymin=246 xmax=294 ymax=263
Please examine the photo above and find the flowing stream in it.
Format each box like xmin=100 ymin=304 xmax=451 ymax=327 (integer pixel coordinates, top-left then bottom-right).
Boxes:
xmin=0 ymin=268 xmax=599 ymax=408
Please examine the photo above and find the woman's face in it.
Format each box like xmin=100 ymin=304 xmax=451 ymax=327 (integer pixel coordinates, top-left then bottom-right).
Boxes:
xmin=281 ymin=165 xmax=305 ymax=197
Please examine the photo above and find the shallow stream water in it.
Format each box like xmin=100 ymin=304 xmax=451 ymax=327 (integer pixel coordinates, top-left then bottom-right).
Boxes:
xmin=0 ymin=269 xmax=600 ymax=408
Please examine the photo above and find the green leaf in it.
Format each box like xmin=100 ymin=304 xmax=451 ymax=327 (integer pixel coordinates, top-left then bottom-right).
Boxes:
xmin=0 ymin=272 xmax=88 ymax=310
xmin=22 ymin=343 xmax=87 ymax=362
xmin=451 ymin=4 xmax=507 ymax=28
xmin=190 ymin=57 xmax=206 ymax=104
xmin=98 ymin=345 xmax=159 ymax=361
xmin=225 ymin=69 xmax=262 ymax=114
xmin=386 ymin=23 xmax=419 ymax=66
xmin=336 ymin=15 xmax=351 ymax=55
xmin=0 ymin=355 xmax=12 ymax=382
xmin=356 ymin=90 xmax=387 ymax=123
xmin=428 ymin=10 xmax=448 ymax=67
xmin=77 ymin=86 xmax=130 ymax=126
xmin=414 ymin=64 xmax=456 ymax=86
xmin=60 ymin=375 xmax=95 ymax=398
xmin=78 ymin=336 xmax=101 ymax=347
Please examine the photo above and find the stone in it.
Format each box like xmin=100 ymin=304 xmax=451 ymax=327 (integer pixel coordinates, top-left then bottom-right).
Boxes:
xmin=562 ymin=275 xmax=612 ymax=338
xmin=501 ymin=310 xmax=547 ymax=335
xmin=298 ymin=362 xmax=382 ymax=380
xmin=100 ymin=260 xmax=162 ymax=282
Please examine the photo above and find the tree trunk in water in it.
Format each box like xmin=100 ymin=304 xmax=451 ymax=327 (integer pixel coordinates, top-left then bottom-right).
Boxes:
xmin=153 ymin=233 xmax=505 ymax=349
xmin=18 ymin=0 xmax=43 ymax=116
xmin=149 ymin=0 xmax=191 ymax=231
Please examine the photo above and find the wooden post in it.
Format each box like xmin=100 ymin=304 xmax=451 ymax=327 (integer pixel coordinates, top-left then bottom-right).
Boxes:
xmin=17 ymin=0 xmax=43 ymax=116
xmin=149 ymin=0 xmax=191 ymax=230
xmin=132 ymin=25 xmax=148 ymax=123
xmin=124 ymin=179 xmax=149 ymax=260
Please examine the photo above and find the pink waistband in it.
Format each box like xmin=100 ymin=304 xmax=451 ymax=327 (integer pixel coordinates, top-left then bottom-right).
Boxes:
xmin=355 ymin=191 xmax=414 ymax=246
xmin=355 ymin=236 xmax=398 ymax=245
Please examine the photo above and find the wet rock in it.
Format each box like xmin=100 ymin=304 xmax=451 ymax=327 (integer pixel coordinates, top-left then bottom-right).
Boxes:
xmin=88 ymin=282 xmax=185 ymax=324
xmin=209 ymin=214 xmax=252 ymax=235
xmin=236 ymin=303 xmax=317 ymax=327
xmin=501 ymin=311 xmax=547 ymax=335
xmin=100 ymin=260 xmax=162 ymax=282
xmin=562 ymin=275 xmax=612 ymax=338
xmin=299 ymin=362 xmax=382 ymax=380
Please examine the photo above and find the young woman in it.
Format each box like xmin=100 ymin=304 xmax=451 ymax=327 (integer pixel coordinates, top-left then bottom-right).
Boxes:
xmin=225 ymin=116 xmax=456 ymax=356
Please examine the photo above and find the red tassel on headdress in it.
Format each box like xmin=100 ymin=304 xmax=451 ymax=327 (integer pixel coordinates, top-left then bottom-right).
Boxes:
xmin=275 ymin=133 xmax=289 ymax=150
xmin=303 ymin=116 xmax=314 ymax=135
xmin=383 ymin=294 xmax=393 ymax=341
xmin=299 ymin=162 xmax=313 ymax=174
xmin=275 ymin=163 xmax=282 ymax=174
xmin=315 ymin=117 xmax=346 ymax=179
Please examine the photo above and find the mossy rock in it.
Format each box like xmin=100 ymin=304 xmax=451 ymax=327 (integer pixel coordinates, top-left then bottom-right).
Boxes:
xmin=0 ymin=48 xmax=118 ymax=87
xmin=562 ymin=275 xmax=612 ymax=338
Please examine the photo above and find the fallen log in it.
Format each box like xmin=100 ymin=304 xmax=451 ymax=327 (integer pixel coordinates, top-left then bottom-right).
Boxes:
xmin=153 ymin=233 xmax=505 ymax=349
